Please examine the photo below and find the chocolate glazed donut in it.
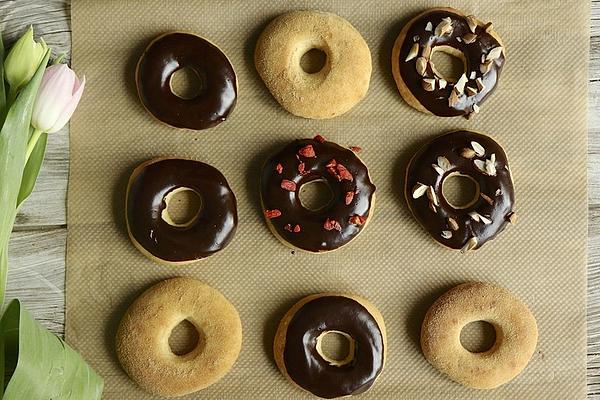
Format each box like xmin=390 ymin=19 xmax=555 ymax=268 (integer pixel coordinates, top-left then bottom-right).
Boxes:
xmin=126 ymin=158 xmax=237 ymax=265
xmin=392 ymin=8 xmax=505 ymax=118
xmin=260 ymin=136 xmax=376 ymax=252
xmin=405 ymin=131 xmax=516 ymax=252
xmin=274 ymin=294 xmax=386 ymax=399
xmin=136 ymin=32 xmax=237 ymax=130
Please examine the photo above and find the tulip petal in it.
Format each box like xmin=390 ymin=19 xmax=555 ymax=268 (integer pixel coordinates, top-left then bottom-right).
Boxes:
xmin=31 ymin=64 xmax=76 ymax=132
xmin=47 ymin=74 xmax=85 ymax=133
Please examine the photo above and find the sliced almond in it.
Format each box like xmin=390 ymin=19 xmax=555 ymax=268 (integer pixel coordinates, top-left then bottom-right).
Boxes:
xmin=463 ymin=32 xmax=477 ymax=44
xmin=480 ymin=61 xmax=492 ymax=74
xmin=507 ymin=212 xmax=518 ymax=224
xmin=466 ymin=15 xmax=478 ymax=33
xmin=447 ymin=217 xmax=459 ymax=231
xmin=432 ymin=163 xmax=445 ymax=175
xmin=429 ymin=201 xmax=437 ymax=213
xmin=474 ymin=159 xmax=486 ymax=173
xmin=416 ymin=57 xmax=428 ymax=76
xmin=460 ymin=147 xmax=476 ymax=158
xmin=479 ymin=214 xmax=492 ymax=225
xmin=438 ymin=78 xmax=447 ymax=89
xmin=456 ymin=37 xmax=462 ymax=43
xmin=422 ymin=78 xmax=436 ymax=91
xmin=490 ymin=153 xmax=496 ymax=163
xmin=470 ymin=71 xmax=476 ymax=80
xmin=405 ymin=43 xmax=419 ymax=62
xmin=448 ymin=89 xmax=459 ymax=107
xmin=461 ymin=237 xmax=478 ymax=253
xmin=435 ymin=17 xmax=453 ymax=36
xmin=468 ymin=211 xmax=481 ymax=222
xmin=471 ymin=141 xmax=485 ymax=156
xmin=412 ymin=183 xmax=428 ymax=199
xmin=485 ymin=158 xmax=496 ymax=176
xmin=476 ymin=77 xmax=485 ymax=91
xmin=427 ymin=186 xmax=439 ymax=206
xmin=466 ymin=86 xmax=478 ymax=96
xmin=486 ymin=46 xmax=503 ymax=62
xmin=441 ymin=230 xmax=452 ymax=239
xmin=473 ymin=104 xmax=480 ymax=113
xmin=454 ymin=73 xmax=468 ymax=94
xmin=422 ymin=43 xmax=432 ymax=59
xmin=480 ymin=192 xmax=494 ymax=205
xmin=436 ymin=156 xmax=451 ymax=171
xmin=425 ymin=21 xmax=433 ymax=32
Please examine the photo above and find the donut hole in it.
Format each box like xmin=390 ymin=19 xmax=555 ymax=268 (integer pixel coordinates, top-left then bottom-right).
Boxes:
xmin=299 ymin=179 xmax=334 ymax=212
xmin=169 ymin=66 xmax=205 ymax=99
xmin=168 ymin=319 xmax=202 ymax=356
xmin=300 ymin=48 xmax=327 ymax=74
xmin=316 ymin=330 xmax=355 ymax=367
xmin=460 ymin=321 xmax=497 ymax=353
xmin=441 ymin=173 xmax=480 ymax=209
xmin=161 ymin=187 xmax=202 ymax=227
xmin=430 ymin=46 xmax=466 ymax=83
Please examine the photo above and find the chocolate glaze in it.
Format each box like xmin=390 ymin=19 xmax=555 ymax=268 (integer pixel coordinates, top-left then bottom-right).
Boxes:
xmin=405 ymin=131 xmax=515 ymax=251
xmin=283 ymin=296 xmax=385 ymax=399
xmin=397 ymin=9 xmax=505 ymax=117
xmin=260 ymin=137 xmax=376 ymax=252
xmin=126 ymin=158 xmax=237 ymax=262
xmin=136 ymin=32 xmax=237 ymax=130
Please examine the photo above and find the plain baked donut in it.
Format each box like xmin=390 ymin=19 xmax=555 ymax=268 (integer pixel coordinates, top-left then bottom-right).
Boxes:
xmin=421 ymin=282 xmax=538 ymax=389
xmin=126 ymin=158 xmax=238 ymax=265
xmin=274 ymin=293 xmax=386 ymax=398
xmin=115 ymin=277 xmax=242 ymax=397
xmin=255 ymin=10 xmax=372 ymax=119
xmin=392 ymin=8 xmax=506 ymax=118
xmin=260 ymin=135 xmax=376 ymax=253
xmin=136 ymin=32 xmax=237 ymax=130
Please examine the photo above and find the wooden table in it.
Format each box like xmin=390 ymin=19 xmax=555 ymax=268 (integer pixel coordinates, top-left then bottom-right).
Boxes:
xmin=2 ymin=0 xmax=599 ymax=397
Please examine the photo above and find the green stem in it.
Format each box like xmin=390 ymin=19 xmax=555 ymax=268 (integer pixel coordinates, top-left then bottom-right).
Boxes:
xmin=0 ymin=245 xmax=7 ymax=312
xmin=25 ymin=129 xmax=43 ymax=162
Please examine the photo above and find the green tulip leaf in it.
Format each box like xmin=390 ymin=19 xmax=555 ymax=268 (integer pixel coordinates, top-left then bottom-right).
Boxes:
xmin=0 ymin=299 xmax=104 ymax=399
xmin=16 ymin=130 xmax=47 ymax=208
xmin=0 ymin=33 xmax=6 ymax=123
xmin=0 ymin=49 xmax=50 ymax=305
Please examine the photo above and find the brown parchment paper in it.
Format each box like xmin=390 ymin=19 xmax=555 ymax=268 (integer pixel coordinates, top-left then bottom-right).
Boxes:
xmin=67 ymin=1 xmax=590 ymax=398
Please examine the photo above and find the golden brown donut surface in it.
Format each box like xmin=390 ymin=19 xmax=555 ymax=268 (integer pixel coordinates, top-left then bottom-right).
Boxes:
xmin=115 ymin=277 xmax=242 ymax=397
xmin=126 ymin=158 xmax=237 ymax=265
xmin=255 ymin=10 xmax=371 ymax=119
xmin=392 ymin=8 xmax=505 ymax=118
xmin=274 ymin=293 xmax=386 ymax=398
xmin=421 ymin=282 xmax=538 ymax=389
xmin=136 ymin=32 xmax=237 ymax=130
xmin=405 ymin=131 xmax=515 ymax=252
xmin=260 ymin=136 xmax=375 ymax=252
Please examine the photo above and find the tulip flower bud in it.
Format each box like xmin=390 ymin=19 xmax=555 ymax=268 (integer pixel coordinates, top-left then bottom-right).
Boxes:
xmin=31 ymin=64 xmax=85 ymax=133
xmin=4 ymin=26 xmax=48 ymax=94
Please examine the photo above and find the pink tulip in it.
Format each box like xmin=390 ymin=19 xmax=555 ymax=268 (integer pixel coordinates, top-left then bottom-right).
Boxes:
xmin=31 ymin=63 xmax=85 ymax=133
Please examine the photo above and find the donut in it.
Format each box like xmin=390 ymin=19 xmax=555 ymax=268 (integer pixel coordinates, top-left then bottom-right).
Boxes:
xmin=126 ymin=158 xmax=237 ymax=265
xmin=136 ymin=32 xmax=237 ymax=130
xmin=421 ymin=282 xmax=538 ymax=389
xmin=405 ymin=130 xmax=515 ymax=252
xmin=115 ymin=277 xmax=242 ymax=397
xmin=392 ymin=8 xmax=505 ymax=118
xmin=255 ymin=11 xmax=371 ymax=119
xmin=274 ymin=293 xmax=386 ymax=398
xmin=260 ymin=135 xmax=376 ymax=253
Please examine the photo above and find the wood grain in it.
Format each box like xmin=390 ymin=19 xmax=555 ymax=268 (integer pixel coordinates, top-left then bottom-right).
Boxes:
xmin=2 ymin=0 xmax=600 ymax=397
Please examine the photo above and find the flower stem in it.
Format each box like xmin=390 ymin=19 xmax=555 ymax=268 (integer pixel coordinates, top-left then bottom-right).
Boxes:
xmin=25 ymin=129 xmax=43 ymax=162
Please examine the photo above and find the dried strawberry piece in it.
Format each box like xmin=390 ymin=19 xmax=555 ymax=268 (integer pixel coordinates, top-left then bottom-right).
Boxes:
xmin=265 ymin=209 xmax=282 ymax=219
xmin=293 ymin=224 xmax=301 ymax=233
xmin=281 ymin=179 xmax=297 ymax=191
xmin=284 ymin=224 xmax=293 ymax=232
xmin=324 ymin=218 xmax=342 ymax=231
xmin=349 ymin=215 xmax=366 ymax=225
xmin=314 ymin=134 xmax=326 ymax=143
xmin=276 ymin=163 xmax=283 ymax=174
xmin=298 ymin=161 xmax=306 ymax=174
xmin=298 ymin=145 xmax=316 ymax=158
xmin=349 ymin=146 xmax=362 ymax=153
xmin=325 ymin=159 xmax=337 ymax=168
xmin=336 ymin=164 xmax=353 ymax=181
xmin=345 ymin=191 xmax=354 ymax=205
